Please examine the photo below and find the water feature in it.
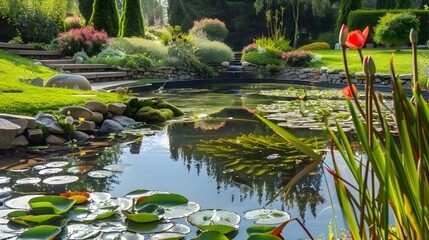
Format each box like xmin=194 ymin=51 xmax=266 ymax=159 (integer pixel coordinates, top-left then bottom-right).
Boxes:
xmin=0 ymin=83 xmax=364 ymax=239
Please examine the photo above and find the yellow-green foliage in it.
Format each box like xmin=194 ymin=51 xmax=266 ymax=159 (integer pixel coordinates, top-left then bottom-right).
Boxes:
xmin=299 ymin=42 xmax=331 ymax=50
xmin=0 ymin=50 xmax=127 ymax=116
xmin=114 ymin=38 xmax=168 ymax=61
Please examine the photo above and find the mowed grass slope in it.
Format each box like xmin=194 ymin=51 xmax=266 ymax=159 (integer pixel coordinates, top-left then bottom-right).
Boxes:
xmin=0 ymin=50 xmax=128 ymax=116
xmin=312 ymin=49 xmax=429 ymax=86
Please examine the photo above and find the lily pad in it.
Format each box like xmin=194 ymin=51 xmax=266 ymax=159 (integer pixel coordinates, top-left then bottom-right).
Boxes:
xmin=16 ymin=177 xmax=42 ymax=185
xmin=244 ymin=209 xmax=290 ymax=224
xmin=197 ymin=224 xmax=237 ymax=234
xmin=103 ymin=163 xmax=131 ymax=172
xmin=17 ymin=225 xmax=61 ymax=240
xmin=65 ymin=224 xmax=101 ymax=239
xmin=4 ymin=195 xmax=43 ymax=209
xmin=122 ymin=204 xmax=165 ymax=223
xmin=103 ymin=232 xmax=145 ymax=240
xmin=150 ymin=232 xmax=186 ymax=240
xmin=29 ymin=196 xmax=76 ymax=215
xmin=127 ymin=221 xmax=174 ymax=234
xmin=45 ymin=161 xmax=69 ymax=168
xmin=68 ymin=165 xmax=93 ymax=174
xmin=43 ymin=175 xmax=79 ymax=185
xmin=0 ymin=222 xmax=23 ymax=239
xmin=187 ymin=209 xmax=241 ymax=226
xmin=164 ymin=202 xmax=200 ymax=219
xmin=247 ymin=234 xmax=281 ymax=240
xmin=88 ymin=170 xmax=114 ymax=178
xmin=190 ymin=231 xmax=229 ymax=240
xmin=135 ymin=193 xmax=188 ymax=208
xmin=166 ymin=223 xmax=191 ymax=235
xmin=246 ymin=226 xmax=277 ymax=236
xmin=38 ymin=168 xmax=63 ymax=175
xmin=32 ymin=165 xmax=47 ymax=171
xmin=0 ymin=176 xmax=11 ymax=184
xmin=8 ymin=211 xmax=63 ymax=226
xmin=89 ymin=192 xmax=112 ymax=202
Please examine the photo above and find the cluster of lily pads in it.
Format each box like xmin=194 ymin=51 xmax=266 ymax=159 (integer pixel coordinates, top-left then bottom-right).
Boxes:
xmin=0 ymin=189 xmax=292 ymax=239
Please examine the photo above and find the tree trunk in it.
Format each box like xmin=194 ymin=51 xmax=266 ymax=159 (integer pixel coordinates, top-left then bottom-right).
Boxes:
xmin=292 ymin=1 xmax=300 ymax=48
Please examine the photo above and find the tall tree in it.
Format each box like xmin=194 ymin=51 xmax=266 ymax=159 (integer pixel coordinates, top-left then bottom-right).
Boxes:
xmin=78 ymin=0 xmax=94 ymax=23
xmin=376 ymin=0 xmax=396 ymax=9
xmin=142 ymin=0 xmax=164 ymax=25
xmin=120 ymin=0 xmax=145 ymax=37
xmin=397 ymin=0 xmax=412 ymax=8
xmin=336 ymin=0 xmax=362 ymax=33
xmin=89 ymin=0 xmax=120 ymax=36
xmin=254 ymin=0 xmax=330 ymax=48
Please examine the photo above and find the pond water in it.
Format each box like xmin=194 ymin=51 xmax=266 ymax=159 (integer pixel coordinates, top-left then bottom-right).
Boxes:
xmin=0 ymin=83 xmax=358 ymax=239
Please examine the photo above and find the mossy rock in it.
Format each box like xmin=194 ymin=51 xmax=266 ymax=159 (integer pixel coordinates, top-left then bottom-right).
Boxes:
xmin=159 ymin=108 xmax=174 ymax=120
xmin=154 ymin=102 xmax=184 ymax=116
xmin=135 ymin=106 xmax=167 ymax=124
xmin=125 ymin=99 xmax=155 ymax=118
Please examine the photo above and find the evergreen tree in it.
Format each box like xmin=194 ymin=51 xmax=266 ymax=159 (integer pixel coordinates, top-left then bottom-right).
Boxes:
xmin=397 ymin=0 xmax=412 ymax=8
xmin=89 ymin=0 xmax=119 ymax=37
xmin=78 ymin=0 xmax=94 ymax=23
xmin=336 ymin=0 xmax=363 ymax=33
xmin=376 ymin=0 xmax=396 ymax=9
xmin=421 ymin=0 xmax=429 ymax=8
xmin=120 ymin=0 xmax=145 ymax=37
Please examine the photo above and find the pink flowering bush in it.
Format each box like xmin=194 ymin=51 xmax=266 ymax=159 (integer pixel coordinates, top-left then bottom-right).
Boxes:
xmin=53 ymin=24 xmax=109 ymax=56
xmin=63 ymin=16 xmax=83 ymax=31
xmin=282 ymin=50 xmax=313 ymax=67
xmin=242 ymin=43 xmax=257 ymax=53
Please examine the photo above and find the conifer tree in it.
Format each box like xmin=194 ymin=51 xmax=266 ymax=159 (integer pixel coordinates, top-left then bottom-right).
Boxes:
xmin=396 ymin=0 xmax=412 ymax=8
xmin=336 ymin=0 xmax=363 ymax=33
xmin=78 ymin=0 xmax=94 ymax=23
xmin=89 ymin=0 xmax=119 ymax=37
xmin=120 ymin=0 xmax=145 ymax=37
xmin=376 ymin=0 xmax=396 ymax=9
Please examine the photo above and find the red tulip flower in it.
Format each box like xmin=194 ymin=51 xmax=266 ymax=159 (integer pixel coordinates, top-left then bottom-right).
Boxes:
xmin=342 ymin=84 xmax=358 ymax=99
xmin=346 ymin=27 xmax=369 ymax=50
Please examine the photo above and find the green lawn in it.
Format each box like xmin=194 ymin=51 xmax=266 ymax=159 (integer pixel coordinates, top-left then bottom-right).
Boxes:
xmin=312 ymin=49 xmax=429 ymax=86
xmin=0 ymin=50 xmax=128 ymax=116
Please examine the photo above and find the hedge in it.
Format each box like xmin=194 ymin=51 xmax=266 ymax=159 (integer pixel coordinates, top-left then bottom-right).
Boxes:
xmin=348 ymin=9 xmax=429 ymax=45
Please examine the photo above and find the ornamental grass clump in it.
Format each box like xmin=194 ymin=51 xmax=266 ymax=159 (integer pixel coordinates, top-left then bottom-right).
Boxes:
xmin=54 ymin=25 xmax=109 ymax=56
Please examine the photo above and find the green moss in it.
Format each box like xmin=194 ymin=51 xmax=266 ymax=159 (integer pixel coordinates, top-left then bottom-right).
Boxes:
xmin=159 ymin=108 xmax=174 ymax=119
xmin=135 ymin=106 xmax=167 ymax=124
xmin=155 ymin=102 xmax=184 ymax=116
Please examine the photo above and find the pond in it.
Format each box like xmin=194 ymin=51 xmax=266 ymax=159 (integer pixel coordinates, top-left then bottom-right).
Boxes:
xmin=0 ymin=82 xmax=368 ymax=239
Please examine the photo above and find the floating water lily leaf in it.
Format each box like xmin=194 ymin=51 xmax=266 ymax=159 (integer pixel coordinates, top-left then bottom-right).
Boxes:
xmin=39 ymin=168 xmax=63 ymax=175
xmin=43 ymin=176 xmax=79 ymax=185
xmin=16 ymin=225 xmax=61 ymax=240
xmin=33 ymin=165 xmax=47 ymax=171
xmin=4 ymin=195 xmax=43 ymax=209
xmin=88 ymin=170 xmax=114 ymax=178
xmin=124 ymin=189 xmax=150 ymax=198
xmin=16 ymin=177 xmax=41 ymax=185
xmin=66 ymin=224 xmax=101 ymax=239
xmin=0 ymin=224 xmax=23 ymax=239
xmin=68 ymin=165 xmax=93 ymax=174
xmin=187 ymin=209 xmax=241 ymax=226
xmin=247 ymin=234 xmax=282 ymax=240
xmin=190 ymin=231 xmax=229 ymax=240
xmin=45 ymin=161 xmax=69 ymax=168
xmin=244 ymin=209 xmax=290 ymax=224
xmin=103 ymin=163 xmax=131 ymax=172
xmin=150 ymin=232 xmax=186 ymax=240
xmin=127 ymin=221 xmax=174 ymax=234
xmin=8 ymin=211 xmax=63 ymax=226
xmin=246 ymin=226 xmax=277 ymax=236
xmin=136 ymin=194 xmax=188 ymax=208
xmin=29 ymin=196 xmax=76 ymax=215
xmin=166 ymin=223 xmax=191 ymax=235
xmin=65 ymin=207 xmax=91 ymax=221
xmin=89 ymin=192 xmax=112 ymax=202
xmin=102 ymin=232 xmax=145 ymax=240
xmin=164 ymin=202 xmax=200 ymax=219
xmin=122 ymin=204 xmax=164 ymax=223
xmin=81 ymin=209 xmax=118 ymax=222
xmin=0 ymin=176 xmax=11 ymax=184
xmin=197 ymin=224 xmax=237 ymax=234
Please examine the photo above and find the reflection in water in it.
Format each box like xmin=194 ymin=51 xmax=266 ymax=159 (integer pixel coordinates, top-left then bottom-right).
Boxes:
xmin=167 ymin=108 xmax=327 ymax=221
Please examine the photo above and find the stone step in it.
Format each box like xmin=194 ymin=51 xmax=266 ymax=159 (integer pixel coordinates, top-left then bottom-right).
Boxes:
xmin=47 ymin=64 xmax=110 ymax=71
xmin=38 ymin=59 xmax=76 ymax=65
xmin=7 ymin=49 xmax=62 ymax=58
xmin=0 ymin=42 xmax=36 ymax=50
xmin=72 ymin=71 xmax=128 ymax=80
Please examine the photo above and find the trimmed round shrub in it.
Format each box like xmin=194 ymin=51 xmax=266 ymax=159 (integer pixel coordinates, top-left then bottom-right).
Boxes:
xmin=282 ymin=50 xmax=314 ymax=67
xmin=89 ymin=0 xmax=120 ymax=37
xmin=120 ymin=0 xmax=145 ymax=37
xmin=113 ymin=38 xmax=168 ymax=62
xmin=299 ymin=42 xmax=331 ymax=50
xmin=374 ymin=12 xmax=420 ymax=49
xmin=192 ymin=39 xmax=234 ymax=64
xmin=53 ymin=25 xmax=109 ymax=56
xmin=242 ymin=50 xmax=283 ymax=66
xmin=189 ymin=18 xmax=228 ymax=42
xmin=64 ymin=16 xmax=83 ymax=31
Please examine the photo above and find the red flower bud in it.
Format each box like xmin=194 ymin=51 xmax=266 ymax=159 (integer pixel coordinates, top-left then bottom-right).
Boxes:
xmin=339 ymin=24 xmax=348 ymax=45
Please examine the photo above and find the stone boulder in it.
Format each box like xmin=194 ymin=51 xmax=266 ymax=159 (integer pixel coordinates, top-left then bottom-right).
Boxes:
xmin=112 ymin=115 xmax=137 ymax=127
xmin=12 ymin=135 xmax=29 ymax=146
xmin=58 ymin=106 xmax=93 ymax=121
xmin=46 ymin=134 xmax=66 ymax=146
xmin=72 ymin=131 xmax=90 ymax=141
xmin=26 ymin=129 xmax=43 ymax=144
xmin=0 ymin=113 xmax=36 ymax=129
xmin=45 ymin=74 xmax=92 ymax=90
xmin=7 ymin=119 xmax=28 ymax=135
xmin=100 ymin=119 xmax=125 ymax=133
xmin=0 ymin=118 xmax=21 ymax=149
xmin=84 ymin=101 xmax=108 ymax=114
xmin=108 ymin=103 xmax=127 ymax=116
xmin=35 ymin=113 xmax=64 ymax=134
xmin=104 ymin=112 xmax=113 ymax=119
xmin=92 ymin=112 xmax=104 ymax=124
xmin=76 ymin=120 xmax=96 ymax=132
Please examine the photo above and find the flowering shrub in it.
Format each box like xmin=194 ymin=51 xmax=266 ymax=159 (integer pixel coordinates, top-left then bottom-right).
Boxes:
xmin=282 ymin=50 xmax=313 ymax=67
xmin=242 ymin=43 xmax=257 ymax=53
xmin=64 ymin=16 xmax=83 ymax=31
xmin=54 ymin=25 xmax=109 ymax=56
xmin=189 ymin=18 xmax=228 ymax=42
